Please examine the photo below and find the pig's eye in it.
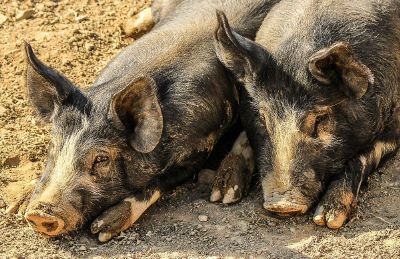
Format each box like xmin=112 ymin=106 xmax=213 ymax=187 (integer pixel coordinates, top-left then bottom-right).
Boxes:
xmin=312 ymin=114 xmax=329 ymax=138
xmin=93 ymin=155 xmax=110 ymax=168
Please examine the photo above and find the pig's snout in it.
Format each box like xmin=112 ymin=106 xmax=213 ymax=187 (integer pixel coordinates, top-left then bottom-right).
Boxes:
xmin=25 ymin=204 xmax=65 ymax=236
xmin=263 ymin=192 xmax=309 ymax=216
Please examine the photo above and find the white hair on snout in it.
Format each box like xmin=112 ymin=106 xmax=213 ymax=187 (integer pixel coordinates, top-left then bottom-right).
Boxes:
xmin=257 ymin=99 xmax=301 ymax=192
xmin=37 ymin=118 xmax=104 ymax=229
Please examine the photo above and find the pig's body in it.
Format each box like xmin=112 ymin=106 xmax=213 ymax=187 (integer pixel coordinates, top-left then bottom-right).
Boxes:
xmin=215 ymin=0 xmax=400 ymax=229
xmin=22 ymin=0 xmax=280 ymax=241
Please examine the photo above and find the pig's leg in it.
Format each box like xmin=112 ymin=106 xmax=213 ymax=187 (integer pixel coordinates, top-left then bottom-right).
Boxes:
xmin=125 ymin=0 xmax=184 ymax=36
xmin=210 ymin=131 xmax=254 ymax=204
xmin=91 ymin=168 xmax=195 ymax=242
xmin=314 ymin=139 xmax=398 ymax=229
xmin=151 ymin=0 xmax=185 ymax=24
xmin=91 ymin=188 xmax=161 ymax=242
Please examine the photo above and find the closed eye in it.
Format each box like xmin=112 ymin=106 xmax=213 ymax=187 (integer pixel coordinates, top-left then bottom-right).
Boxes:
xmin=92 ymin=155 xmax=110 ymax=170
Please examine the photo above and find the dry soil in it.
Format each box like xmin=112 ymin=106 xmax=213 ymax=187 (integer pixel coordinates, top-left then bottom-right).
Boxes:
xmin=1 ymin=0 xmax=399 ymax=258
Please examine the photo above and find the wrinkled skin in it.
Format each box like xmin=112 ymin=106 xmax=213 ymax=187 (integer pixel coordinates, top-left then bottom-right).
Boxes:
xmin=14 ymin=0 xmax=280 ymax=242
xmin=214 ymin=0 xmax=400 ymax=229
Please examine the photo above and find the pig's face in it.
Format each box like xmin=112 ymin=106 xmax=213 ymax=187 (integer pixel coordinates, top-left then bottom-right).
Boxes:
xmin=214 ymin=12 xmax=374 ymax=215
xmin=244 ymin=89 xmax=342 ymax=215
xmin=23 ymin=44 xmax=164 ymax=236
xmin=26 ymin=112 xmax=131 ymax=236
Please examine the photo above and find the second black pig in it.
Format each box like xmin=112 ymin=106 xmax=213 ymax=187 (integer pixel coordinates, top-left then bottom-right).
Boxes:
xmin=214 ymin=0 xmax=400 ymax=229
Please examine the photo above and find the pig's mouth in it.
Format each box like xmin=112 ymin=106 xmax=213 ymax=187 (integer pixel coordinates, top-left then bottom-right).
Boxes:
xmin=263 ymin=191 xmax=311 ymax=216
xmin=263 ymin=200 xmax=309 ymax=216
xmin=25 ymin=210 xmax=67 ymax=237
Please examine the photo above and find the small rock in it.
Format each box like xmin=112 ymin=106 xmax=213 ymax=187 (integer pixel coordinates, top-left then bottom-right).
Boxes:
xmin=16 ymin=9 xmax=34 ymax=21
xmin=289 ymin=227 xmax=296 ymax=233
xmin=78 ymin=245 xmax=86 ymax=251
xmin=268 ymin=221 xmax=276 ymax=227
xmin=2 ymin=155 xmax=20 ymax=167
xmin=85 ymin=43 xmax=95 ymax=52
xmin=0 ymin=14 xmax=8 ymax=25
xmin=75 ymin=15 xmax=88 ymax=22
xmin=198 ymin=215 xmax=208 ymax=222
xmin=0 ymin=198 xmax=6 ymax=209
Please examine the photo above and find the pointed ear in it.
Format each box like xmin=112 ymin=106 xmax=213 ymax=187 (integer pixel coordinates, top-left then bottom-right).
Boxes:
xmin=110 ymin=77 xmax=163 ymax=153
xmin=308 ymin=42 xmax=374 ymax=100
xmin=25 ymin=43 xmax=82 ymax=121
xmin=213 ymin=10 xmax=269 ymax=95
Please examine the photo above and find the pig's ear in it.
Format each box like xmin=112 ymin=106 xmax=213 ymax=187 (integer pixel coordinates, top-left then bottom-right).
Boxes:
xmin=110 ymin=77 xmax=163 ymax=153
xmin=25 ymin=43 xmax=81 ymax=121
xmin=213 ymin=10 xmax=268 ymax=95
xmin=309 ymin=42 xmax=374 ymax=99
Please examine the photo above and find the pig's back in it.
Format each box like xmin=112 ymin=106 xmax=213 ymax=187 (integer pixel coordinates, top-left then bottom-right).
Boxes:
xmin=92 ymin=0 xmax=279 ymax=88
xmin=256 ymin=0 xmax=400 ymax=100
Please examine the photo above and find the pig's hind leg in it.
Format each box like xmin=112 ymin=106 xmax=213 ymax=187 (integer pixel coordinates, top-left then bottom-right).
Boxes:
xmin=209 ymin=131 xmax=254 ymax=204
xmin=314 ymin=109 xmax=400 ymax=229
xmin=124 ymin=0 xmax=184 ymax=36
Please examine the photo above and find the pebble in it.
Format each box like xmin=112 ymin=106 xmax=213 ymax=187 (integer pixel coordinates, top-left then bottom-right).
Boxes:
xmin=75 ymin=15 xmax=88 ymax=22
xmin=0 ymin=198 xmax=6 ymax=209
xmin=267 ymin=221 xmax=276 ymax=227
xmin=0 ymin=14 xmax=7 ymax=25
xmin=16 ymin=9 xmax=34 ymax=21
xmin=85 ymin=43 xmax=95 ymax=52
xmin=198 ymin=215 xmax=208 ymax=222
xmin=78 ymin=245 xmax=86 ymax=252
xmin=289 ymin=227 xmax=296 ymax=233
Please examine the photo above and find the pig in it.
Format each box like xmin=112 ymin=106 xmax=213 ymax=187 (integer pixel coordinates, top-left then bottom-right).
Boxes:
xmin=13 ymin=0 xmax=280 ymax=242
xmin=214 ymin=0 xmax=400 ymax=229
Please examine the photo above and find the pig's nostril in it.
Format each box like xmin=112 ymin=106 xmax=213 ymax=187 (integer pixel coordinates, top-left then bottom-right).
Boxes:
xmin=25 ymin=212 xmax=65 ymax=236
xmin=42 ymin=221 xmax=59 ymax=232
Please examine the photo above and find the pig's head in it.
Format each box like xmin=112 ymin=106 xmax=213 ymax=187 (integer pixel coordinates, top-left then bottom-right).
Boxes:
xmin=214 ymin=12 xmax=375 ymax=215
xmin=23 ymin=43 xmax=164 ymax=236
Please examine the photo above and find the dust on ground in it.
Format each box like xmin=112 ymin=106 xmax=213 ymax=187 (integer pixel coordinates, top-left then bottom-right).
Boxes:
xmin=0 ymin=0 xmax=399 ymax=258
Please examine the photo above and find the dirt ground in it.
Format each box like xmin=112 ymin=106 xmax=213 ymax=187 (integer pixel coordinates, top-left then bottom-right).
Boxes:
xmin=1 ymin=0 xmax=400 ymax=258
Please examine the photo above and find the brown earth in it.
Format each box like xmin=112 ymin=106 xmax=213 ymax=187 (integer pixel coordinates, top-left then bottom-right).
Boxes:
xmin=0 ymin=0 xmax=399 ymax=258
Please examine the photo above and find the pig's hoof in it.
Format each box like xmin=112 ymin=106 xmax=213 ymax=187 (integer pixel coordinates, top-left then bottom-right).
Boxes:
xmin=91 ymin=201 xmax=132 ymax=242
xmin=210 ymin=154 xmax=251 ymax=204
xmin=313 ymin=182 xmax=354 ymax=229
xmin=124 ymin=7 xmax=155 ymax=37
xmin=197 ymin=169 xmax=216 ymax=185
xmin=6 ymin=179 xmax=37 ymax=215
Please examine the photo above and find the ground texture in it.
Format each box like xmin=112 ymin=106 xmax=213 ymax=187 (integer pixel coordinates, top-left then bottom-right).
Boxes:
xmin=1 ymin=0 xmax=400 ymax=258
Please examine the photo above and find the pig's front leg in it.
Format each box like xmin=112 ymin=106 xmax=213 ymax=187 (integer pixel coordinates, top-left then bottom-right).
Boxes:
xmin=91 ymin=165 xmax=196 ymax=242
xmin=91 ymin=189 xmax=161 ymax=242
xmin=210 ymin=131 xmax=254 ymax=204
xmin=313 ymin=139 xmax=398 ymax=229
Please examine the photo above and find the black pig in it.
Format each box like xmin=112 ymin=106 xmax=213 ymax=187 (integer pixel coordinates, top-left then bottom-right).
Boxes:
xmin=214 ymin=0 xmax=400 ymax=229
xmin=14 ymin=0 xmax=280 ymax=242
